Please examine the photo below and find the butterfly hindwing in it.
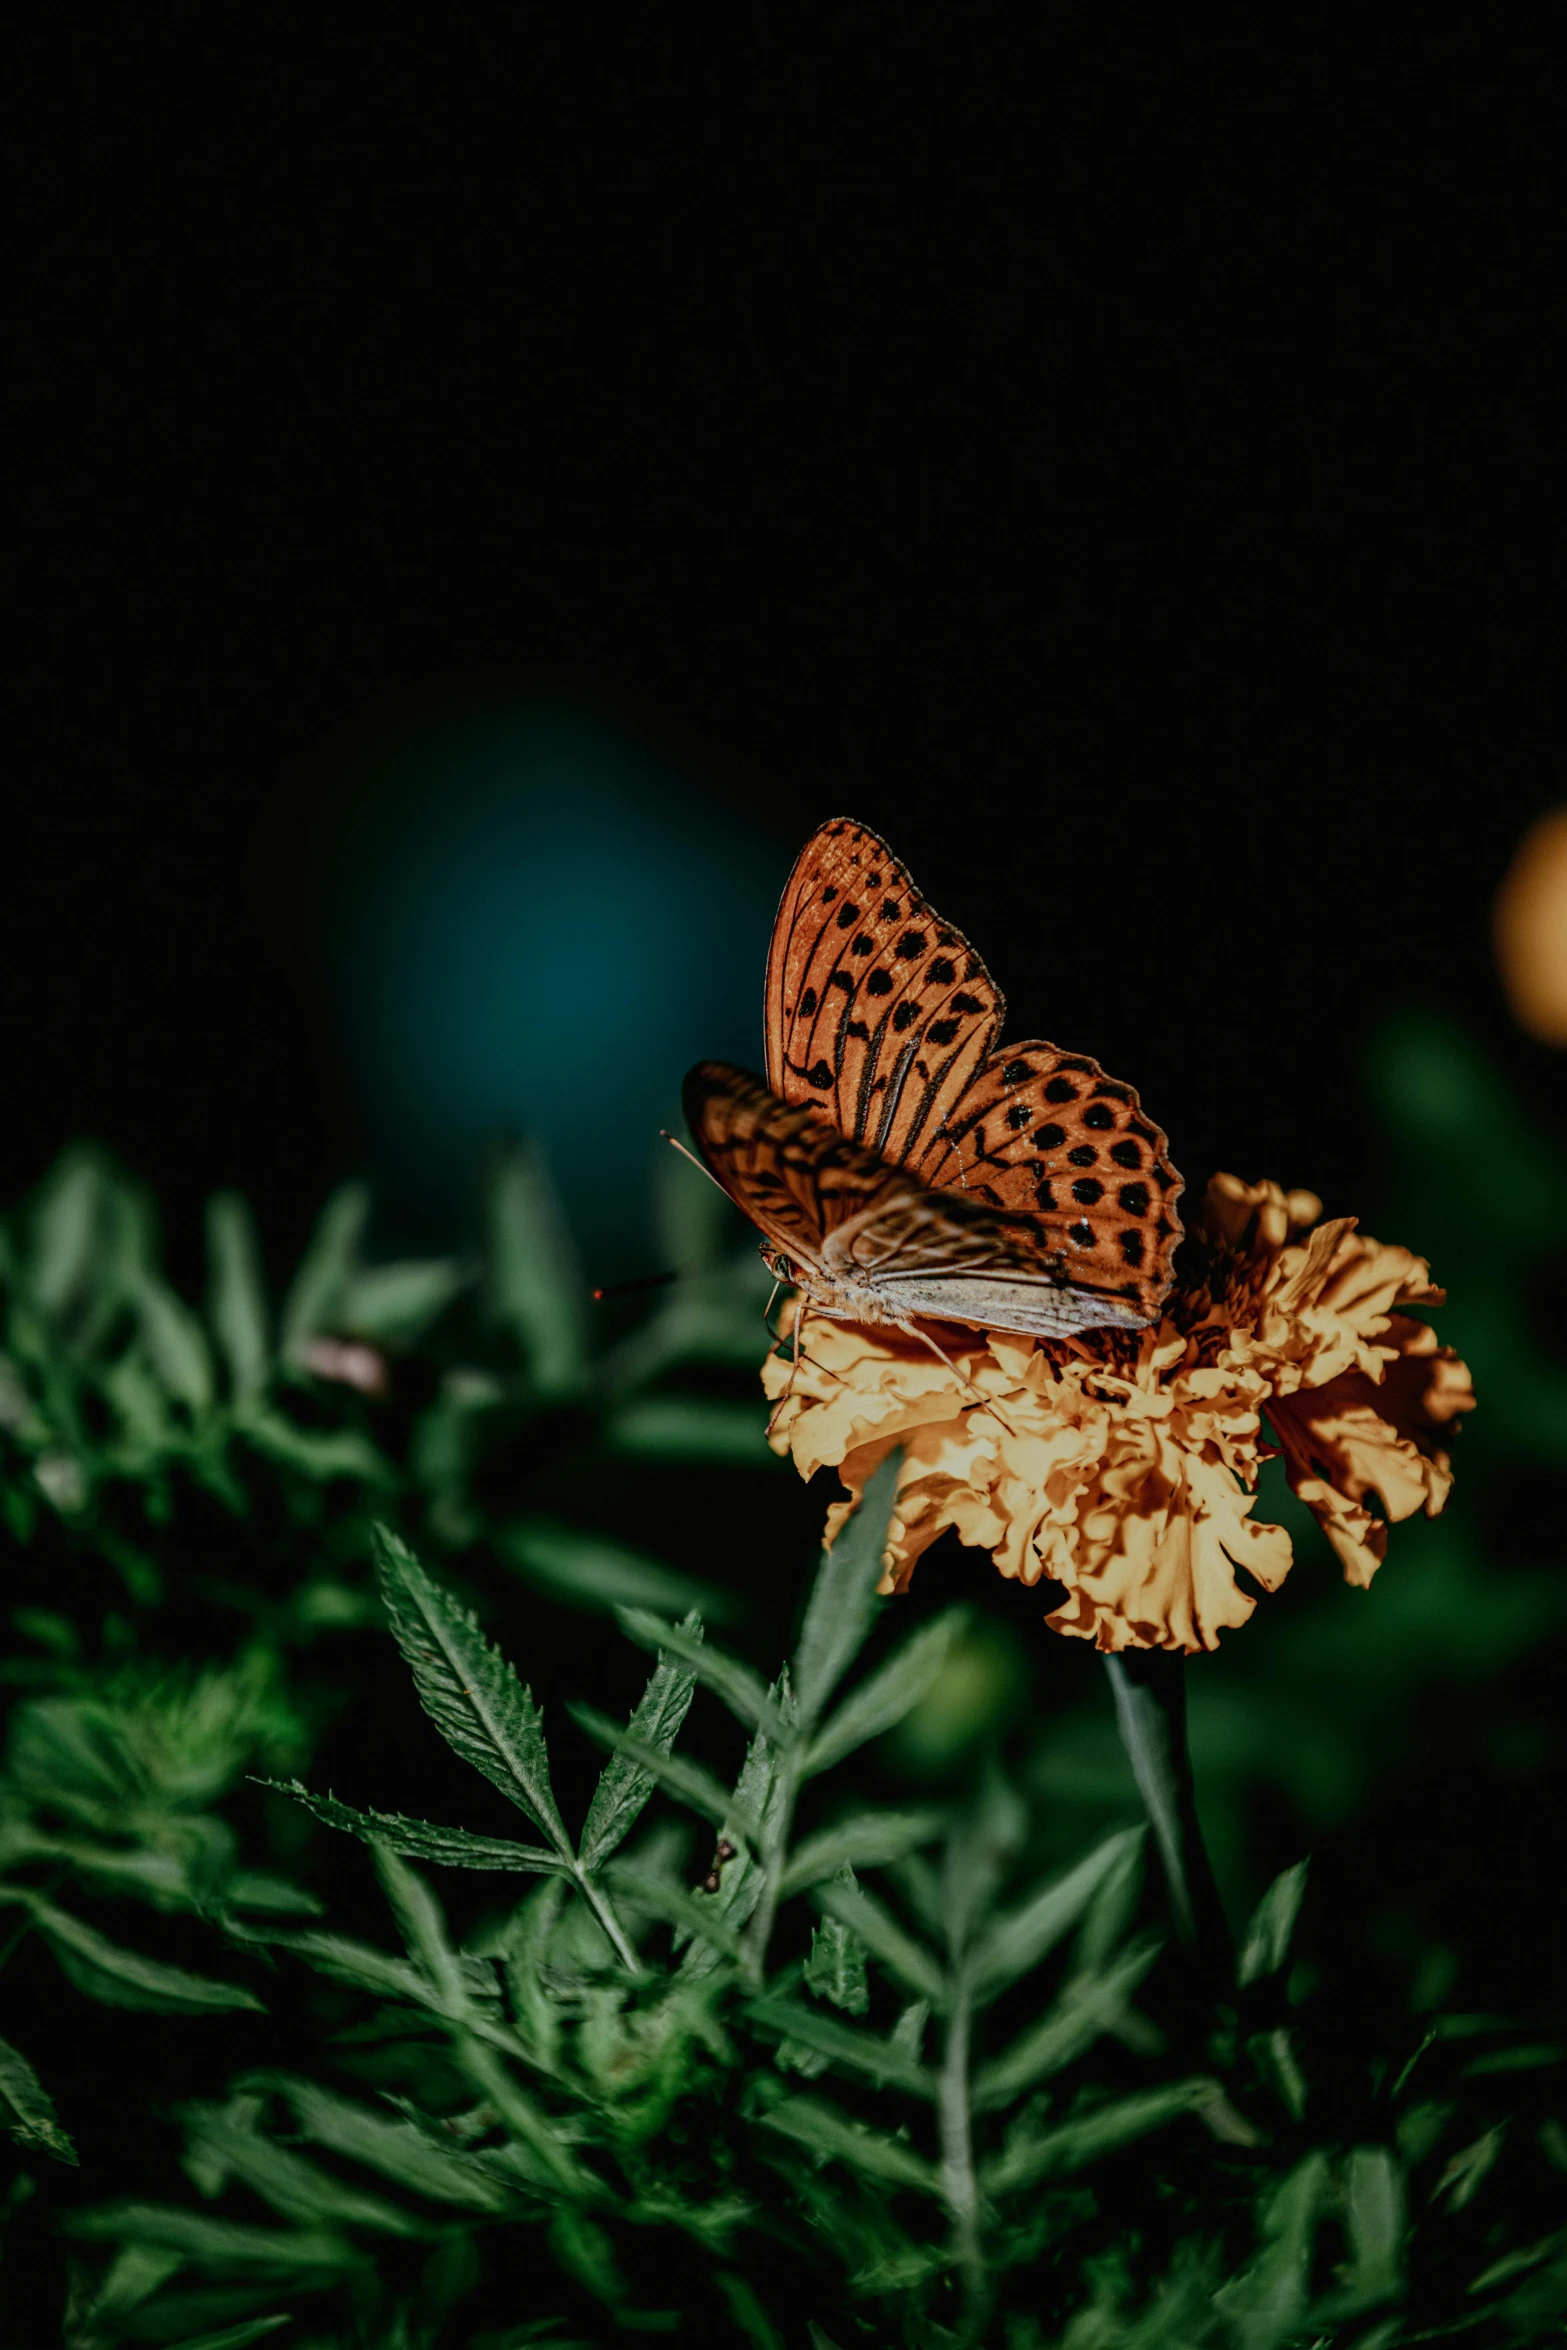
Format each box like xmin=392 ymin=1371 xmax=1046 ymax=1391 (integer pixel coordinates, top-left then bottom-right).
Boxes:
xmin=908 ymin=1041 xmax=1184 ymax=1320
xmin=765 ymin=818 xmax=1002 ymax=1164
xmin=682 ymin=1060 xmax=904 ymax=1273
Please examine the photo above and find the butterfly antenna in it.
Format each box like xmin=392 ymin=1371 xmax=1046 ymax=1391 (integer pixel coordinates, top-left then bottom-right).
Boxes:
xmin=660 ymin=1130 xmax=731 ymax=1196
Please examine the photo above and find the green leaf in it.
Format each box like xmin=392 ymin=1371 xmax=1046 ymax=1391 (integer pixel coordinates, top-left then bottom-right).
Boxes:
xmin=761 ymin=2094 xmax=938 ymax=2193
xmin=485 ymin=1139 xmax=587 ymax=1397
xmin=970 ymin=1828 xmax=1143 ymax=2002
xmin=973 ymin=1938 xmax=1164 ymax=2109
xmin=504 ymin=1517 xmax=738 ymax=1622
xmin=335 ymin=1257 xmax=468 ymax=1343
xmin=1437 ymin=2122 xmax=1506 ymax=2208
xmin=33 ymin=1902 xmax=264 ymax=2014
xmin=568 ymin=1701 xmax=751 ymax=1839
xmin=0 ymin=2030 xmax=76 ymax=2163
xmin=181 ymin=2104 xmax=428 ymax=2235
xmin=780 ymin=1810 xmax=946 ymax=1899
xmin=280 ymin=1181 xmax=368 ymax=1360
xmin=372 ymin=1524 xmax=572 ymax=1857
xmin=1330 ymin=2145 xmax=1404 ymax=2313
xmin=982 ymin=2078 xmax=1225 ymax=2195
xmin=278 ymin=2077 xmax=520 ymax=2211
xmin=241 ymin=1409 xmax=387 ymax=1483
xmin=132 ymin=1269 xmax=216 ymax=1414
xmin=614 ymin=1607 xmax=776 ymax=1735
xmin=605 ymin=1397 xmax=774 ymax=1461
xmin=260 ymin=1778 xmax=571 ymax=1874
xmin=160 ymin=2321 xmax=292 ymax=2350
xmin=804 ymin=1870 xmax=869 ymax=2015
xmin=65 ymin=2204 xmax=358 ymax=2275
xmin=373 ymin=1846 xmax=470 ymax=2016
xmin=611 ymin=1868 xmax=744 ymax=1963
xmin=804 ymin=1610 xmax=965 ymax=1773
xmin=814 ymin=1875 xmax=945 ymax=2007
xmin=1075 ymin=1826 xmax=1146 ymax=1974
xmin=578 ymin=1620 xmax=702 ymax=1872
xmin=792 ymin=1451 xmax=901 ymax=1725
xmin=1213 ymin=2153 xmax=1332 ymax=2350
xmin=747 ymin=1997 xmax=933 ymax=2096
xmin=244 ymin=1926 xmax=429 ymax=2008
xmin=1239 ymin=1859 xmax=1310 ymax=1988
xmin=716 ymin=2269 xmax=785 ymax=2350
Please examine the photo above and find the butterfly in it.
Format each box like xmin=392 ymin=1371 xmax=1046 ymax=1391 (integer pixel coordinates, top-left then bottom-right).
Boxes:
xmin=682 ymin=818 xmax=1184 ymax=1343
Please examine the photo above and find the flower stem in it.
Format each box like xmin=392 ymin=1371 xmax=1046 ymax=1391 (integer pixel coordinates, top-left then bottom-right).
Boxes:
xmin=1102 ymin=1651 xmax=1230 ymax=1973
xmin=937 ymin=1979 xmax=989 ymax=2344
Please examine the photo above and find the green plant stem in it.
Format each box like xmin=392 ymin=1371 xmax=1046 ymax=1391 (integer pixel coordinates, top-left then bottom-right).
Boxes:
xmin=570 ymin=1864 xmax=640 ymax=1975
xmin=938 ymin=1977 xmax=988 ymax=2343
xmin=1102 ymin=1651 xmax=1230 ymax=1972
xmin=739 ymin=1745 xmax=802 ymax=1990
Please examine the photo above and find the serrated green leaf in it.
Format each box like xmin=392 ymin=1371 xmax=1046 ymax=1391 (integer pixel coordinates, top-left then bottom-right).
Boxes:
xmin=485 ymin=1139 xmax=587 ymax=1397
xmin=0 ymin=2029 xmax=76 ymax=2163
xmin=260 ymin=1778 xmax=570 ymax=1875
xmin=279 ymin=1181 xmax=367 ymax=1360
xmin=372 ymin=1525 xmax=572 ymax=1857
xmin=181 ymin=2105 xmax=427 ymax=2236
xmin=501 ymin=1879 xmax=566 ymax=2071
xmin=33 ymin=1902 xmax=264 ymax=2015
xmin=504 ymin=1517 xmax=737 ymax=1622
xmin=335 ymin=1257 xmax=467 ymax=1343
xmin=373 ymin=1846 xmax=469 ymax=2016
xmin=973 ymin=1938 xmax=1163 ymax=2110
xmin=792 ymin=1451 xmax=901 ymax=1724
xmin=804 ymin=1612 xmax=965 ymax=1775
xmin=568 ymin=1701 xmax=751 ymax=1839
xmin=578 ymin=1622 xmax=702 ymax=1872
xmin=614 ymin=1606 xmax=775 ymax=1735
xmin=781 ymin=1810 xmax=945 ymax=1899
xmin=804 ymin=1869 xmax=869 ymax=2015
xmin=65 ymin=2203 xmax=358 ymax=2274
xmin=747 ymin=1998 xmax=933 ymax=2096
xmin=983 ymin=2078 xmax=1223 ymax=2195
xmin=761 ymin=2094 xmax=938 ymax=2193
xmin=970 ymin=1828 xmax=1142 ymax=2002
xmin=1239 ymin=1859 xmax=1310 ymax=1988
xmin=278 ymin=2077 xmax=520 ymax=2211
xmin=815 ymin=1876 xmax=945 ymax=2007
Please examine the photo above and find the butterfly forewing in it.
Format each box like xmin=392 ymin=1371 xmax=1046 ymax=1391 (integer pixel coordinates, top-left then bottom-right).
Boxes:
xmin=695 ymin=815 xmax=1185 ymax=1341
xmin=765 ymin=817 xmax=1002 ymax=1163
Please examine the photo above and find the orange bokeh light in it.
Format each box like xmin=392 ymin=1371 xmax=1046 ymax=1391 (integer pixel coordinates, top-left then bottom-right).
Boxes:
xmin=1494 ymin=810 xmax=1567 ymax=1046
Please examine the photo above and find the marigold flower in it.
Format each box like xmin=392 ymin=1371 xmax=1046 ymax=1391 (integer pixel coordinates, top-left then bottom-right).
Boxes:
xmin=761 ymin=1175 xmax=1475 ymax=1654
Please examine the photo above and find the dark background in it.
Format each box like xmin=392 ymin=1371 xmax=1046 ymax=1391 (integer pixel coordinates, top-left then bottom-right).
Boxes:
xmin=7 ymin=22 xmax=1562 ymax=1273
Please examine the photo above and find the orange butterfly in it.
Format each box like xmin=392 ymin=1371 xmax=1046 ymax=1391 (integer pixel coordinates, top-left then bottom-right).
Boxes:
xmin=683 ymin=818 xmax=1184 ymax=1344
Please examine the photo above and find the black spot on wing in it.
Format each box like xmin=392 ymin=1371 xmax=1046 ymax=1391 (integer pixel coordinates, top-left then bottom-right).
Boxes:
xmin=1044 ymin=1077 xmax=1079 ymax=1103
xmin=799 ymin=986 xmax=817 ymax=1016
xmin=1006 ymin=1103 xmax=1031 ymax=1129
xmin=951 ymin=991 xmax=985 ymax=1014
xmin=929 ymin=955 xmax=957 ymax=985
xmin=866 ymin=969 xmax=893 ymax=996
xmin=892 ymin=1001 xmax=920 ymax=1032
xmin=1001 ymin=1058 xmax=1033 ymax=1083
xmin=1083 ymin=1103 xmax=1114 ymax=1130
xmin=1110 ymin=1140 xmax=1141 ymax=1168
xmin=928 ymin=1018 xmax=960 ymax=1045
xmin=1071 ymin=1178 xmax=1104 ymax=1204
xmin=1067 ymin=1145 xmax=1096 ymax=1167
xmin=895 ymin=929 xmax=928 ymax=959
xmin=1120 ymin=1230 xmax=1145 ymax=1266
xmin=1118 ymin=1182 xmax=1150 ymax=1214
xmin=1033 ymin=1123 xmax=1065 ymax=1148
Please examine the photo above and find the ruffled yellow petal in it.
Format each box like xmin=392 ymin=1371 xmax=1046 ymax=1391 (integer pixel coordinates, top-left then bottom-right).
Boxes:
xmin=761 ymin=1176 xmax=1473 ymax=1655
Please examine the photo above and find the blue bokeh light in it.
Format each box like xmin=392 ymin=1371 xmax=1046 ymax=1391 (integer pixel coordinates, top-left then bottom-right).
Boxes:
xmin=331 ymin=703 xmax=783 ymax=1269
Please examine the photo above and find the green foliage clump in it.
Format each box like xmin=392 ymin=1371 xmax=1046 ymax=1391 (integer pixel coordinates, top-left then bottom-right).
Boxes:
xmin=3 ymin=1023 xmax=1567 ymax=2345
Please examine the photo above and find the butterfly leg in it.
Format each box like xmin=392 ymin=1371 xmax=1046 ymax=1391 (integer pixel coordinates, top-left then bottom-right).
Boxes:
xmin=896 ymin=1318 xmax=1018 ymax=1435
